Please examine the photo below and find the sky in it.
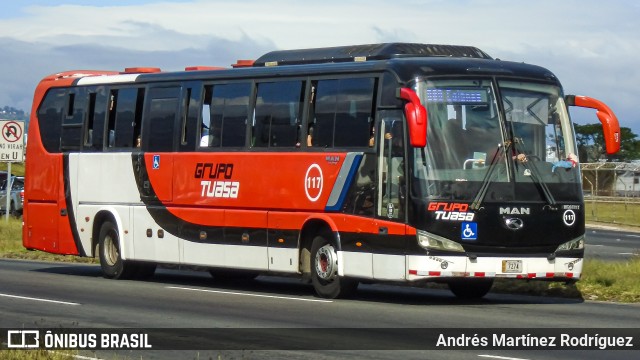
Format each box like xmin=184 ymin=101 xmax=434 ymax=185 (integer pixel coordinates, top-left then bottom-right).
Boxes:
xmin=1 ymin=0 xmax=638 ymax=134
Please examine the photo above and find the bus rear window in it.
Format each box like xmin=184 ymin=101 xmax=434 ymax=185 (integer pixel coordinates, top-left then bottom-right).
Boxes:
xmin=37 ymin=88 xmax=66 ymax=153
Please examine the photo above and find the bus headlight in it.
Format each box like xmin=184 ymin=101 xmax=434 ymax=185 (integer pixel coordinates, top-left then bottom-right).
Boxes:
xmin=555 ymin=235 xmax=585 ymax=252
xmin=417 ymin=230 xmax=465 ymax=252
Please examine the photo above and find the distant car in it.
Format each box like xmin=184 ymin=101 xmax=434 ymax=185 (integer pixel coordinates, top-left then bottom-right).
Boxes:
xmin=0 ymin=171 xmax=24 ymax=217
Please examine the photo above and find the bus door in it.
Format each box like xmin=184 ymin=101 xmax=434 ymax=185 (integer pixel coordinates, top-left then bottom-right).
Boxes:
xmin=132 ymin=86 xmax=181 ymax=263
xmin=370 ymin=116 xmax=409 ymax=280
xmin=377 ymin=118 xmax=406 ymax=221
xmin=136 ymin=86 xmax=179 ymax=204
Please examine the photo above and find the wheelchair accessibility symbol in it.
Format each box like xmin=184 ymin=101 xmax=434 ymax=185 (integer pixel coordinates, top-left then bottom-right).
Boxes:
xmin=461 ymin=222 xmax=477 ymax=240
xmin=152 ymin=155 xmax=160 ymax=170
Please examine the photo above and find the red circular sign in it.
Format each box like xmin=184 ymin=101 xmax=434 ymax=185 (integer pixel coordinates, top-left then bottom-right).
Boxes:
xmin=304 ymin=164 xmax=323 ymax=202
xmin=2 ymin=121 xmax=22 ymax=143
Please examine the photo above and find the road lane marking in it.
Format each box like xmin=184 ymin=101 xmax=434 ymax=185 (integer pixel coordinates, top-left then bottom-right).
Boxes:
xmin=167 ymin=286 xmax=333 ymax=303
xmin=618 ymin=253 xmax=638 ymax=256
xmin=626 ymin=234 xmax=640 ymax=238
xmin=479 ymin=355 xmax=530 ymax=360
xmin=0 ymin=293 xmax=80 ymax=306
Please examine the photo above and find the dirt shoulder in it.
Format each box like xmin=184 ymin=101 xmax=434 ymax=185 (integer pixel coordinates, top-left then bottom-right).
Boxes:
xmin=586 ymin=222 xmax=640 ymax=233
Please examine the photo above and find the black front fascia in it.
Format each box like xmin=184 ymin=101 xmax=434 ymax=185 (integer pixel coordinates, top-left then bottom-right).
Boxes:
xmin=407 ymin=172 xmax=585 ymax=256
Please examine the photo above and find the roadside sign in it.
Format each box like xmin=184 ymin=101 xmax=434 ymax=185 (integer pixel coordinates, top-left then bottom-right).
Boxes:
xmin=0 ymin=120 xmax=25 ymax=162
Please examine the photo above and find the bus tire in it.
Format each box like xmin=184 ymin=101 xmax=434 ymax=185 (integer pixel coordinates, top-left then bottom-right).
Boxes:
xmin=98 ymin=221 xmax=138 ymax=280
xmin=448 ymin=279 xmax=494 ymax=299
xmin=310 ymin=235 xmax=358 ymax=299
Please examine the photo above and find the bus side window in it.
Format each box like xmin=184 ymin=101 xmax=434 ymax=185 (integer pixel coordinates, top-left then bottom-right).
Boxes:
xmin=201 ymin=83 xmax=251 ymax=149
xmin=179 ymin=83 xmax=203 ymax=151
xmin=253 ymin=81 xmax=303 ymax=148
xmin=306 ymin=83 xmax=316 ymax=147
xmin=133 ymin=89 xmax=144 ymax=148
xmin=86 ymin=87 xmax=108 ymax=151
xmin=112 ymin=88 xmax=141 ymax=148
xmin=199 ymin=88 xmax=212 ymax=147
xmin=334 ymin=78 xmax=375 ymax=147
xmin=312 ymin=77 xmax=376 ymax=148
xmin=220 ymin=83 xmax=251 ymax=147
xmin=209 ymin=86 xmax=222 ymax=147
xmin=313 ymin=79 xmax=338 ymax=148
xmin=145 ymin=87 xmax=181 ymax=152
xmin=61 ymin=88 xmax=86 ymax=151
xmin=84 ymin=92 xmax=97 ymax=148
xmin=107 ymin=90 xmax=117 ymax=148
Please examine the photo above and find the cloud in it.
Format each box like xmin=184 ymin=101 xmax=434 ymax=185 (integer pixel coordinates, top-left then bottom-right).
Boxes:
xmin=493 ymin=40 xmax=640 ymax=132
xmin=0 ymin=0 xmax=638 ymax=133
xmin=0 ymin=32 xmax=274 ymax=111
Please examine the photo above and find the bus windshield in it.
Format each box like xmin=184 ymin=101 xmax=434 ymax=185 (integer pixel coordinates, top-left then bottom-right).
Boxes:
xmin=412 ymin=78 xmax=580 ymax=203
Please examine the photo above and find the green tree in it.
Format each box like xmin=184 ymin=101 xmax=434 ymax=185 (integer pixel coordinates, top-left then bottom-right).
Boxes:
xmin=574 ymin=123 xmax=640 ymax=162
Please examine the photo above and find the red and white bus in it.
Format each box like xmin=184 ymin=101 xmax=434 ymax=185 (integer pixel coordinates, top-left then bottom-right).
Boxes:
xmin=23 ymin=43 xmax=620 ymax=299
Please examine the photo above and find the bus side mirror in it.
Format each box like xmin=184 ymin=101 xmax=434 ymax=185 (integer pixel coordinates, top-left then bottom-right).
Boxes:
xmin=566 ymin=95 xmax=620 ymax=154
xmin=398 ymin=88 xmax=427 ymax=148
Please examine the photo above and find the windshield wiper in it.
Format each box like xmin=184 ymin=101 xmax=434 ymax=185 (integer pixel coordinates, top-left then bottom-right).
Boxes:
xmin=512 ymin=138 xmax=557 ymax=208
xmin=470 ymin=142 xmax=507 ymax=210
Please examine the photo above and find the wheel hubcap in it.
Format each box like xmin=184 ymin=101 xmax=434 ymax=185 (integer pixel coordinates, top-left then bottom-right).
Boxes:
xmin=315 ymin=244 xmax=337 ymax=280
xmin=104 ymin=233 xmax=119 ymax=266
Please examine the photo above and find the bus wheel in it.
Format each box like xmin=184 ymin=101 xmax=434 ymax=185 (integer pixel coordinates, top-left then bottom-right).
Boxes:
xmin=448 ymin=279 xmax=494 ymax=299
xmin=98 ymin=221 xmax=138 ymax=280
xmin=310 ymin=235 xmax=357 ymax=299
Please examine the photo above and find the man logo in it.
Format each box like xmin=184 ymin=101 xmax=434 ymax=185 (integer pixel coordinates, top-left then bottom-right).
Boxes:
xmin=499 ymin=207 xmax=531 ymax=215
xmin=504 ymin=218 xmax=524 ymax=231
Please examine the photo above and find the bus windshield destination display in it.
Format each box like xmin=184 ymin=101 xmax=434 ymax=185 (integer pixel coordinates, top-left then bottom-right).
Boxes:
xmin=426 ymin=88 xmax=488 ymax=104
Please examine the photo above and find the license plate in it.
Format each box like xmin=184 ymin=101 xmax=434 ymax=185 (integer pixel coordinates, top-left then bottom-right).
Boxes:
xmin=502 ymin=260 xmax=523 ymax=273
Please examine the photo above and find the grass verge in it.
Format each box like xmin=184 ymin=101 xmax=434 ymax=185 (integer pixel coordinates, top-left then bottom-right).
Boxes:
xmin=1 ymin=218 xmax=639 ymax=302
xmin=0 ymin=349 xmax=76 ymax=360
xmin=0 ymin=162 xmax=25 ymax=176
xmin=585 ymin=200 xmax=640 ymax=228
xmin=491 ymin=258 xmax=640 ymax=303
xmin=0 ymin=218 xmax=96 ymax=263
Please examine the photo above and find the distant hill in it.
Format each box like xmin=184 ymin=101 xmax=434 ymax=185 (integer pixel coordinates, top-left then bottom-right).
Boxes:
xmin=0 ymin=106 xmax=28 ymax=121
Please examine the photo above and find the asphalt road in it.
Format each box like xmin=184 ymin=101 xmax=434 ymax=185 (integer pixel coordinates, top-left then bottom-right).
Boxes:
xmin=0 ymin=259 xmax=638 ymax=360
xmin=584 ymin=227 xmax=640 ymax=261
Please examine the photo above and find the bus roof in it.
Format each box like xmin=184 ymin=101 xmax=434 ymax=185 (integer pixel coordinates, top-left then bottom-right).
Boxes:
xmin=69 ymin=43 xmax=558 ymax=87
xmin=252 ymin=43 xmax=492 ymax=66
